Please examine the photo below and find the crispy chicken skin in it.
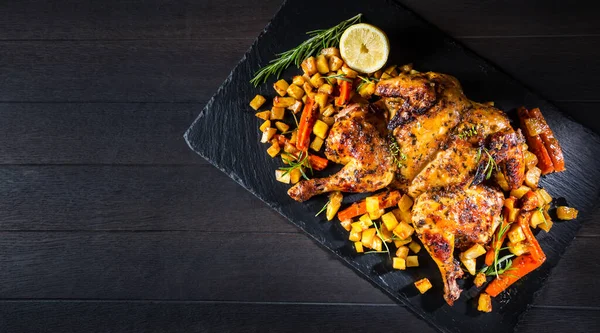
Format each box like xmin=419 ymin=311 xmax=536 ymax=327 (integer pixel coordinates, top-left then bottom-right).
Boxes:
xmin=376 ymin=72 xmax=525 ymax=305
xmin=287 ymin=104 xmax=396 ymax=202
xmin=412 ymin=185 xmax=504 ymax=305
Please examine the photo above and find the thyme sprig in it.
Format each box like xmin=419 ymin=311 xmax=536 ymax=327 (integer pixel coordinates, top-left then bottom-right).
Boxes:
xmin=280 ymin=151 xmax=313 ymax=180
xmin=372 ymin=220 xmax=391 ymax=259
xmin=389 ymin=136 xmax=407 ymax=168
xmin=458 ymin=125 xmax=478 ymax=140
xmin=476 ymin=147 xmax=499 ymax=180
xmin=356 ymin=75 xmax=379 ymax=92
xmin=250 ymin=14 xmax=363 ymax=86
xmin=322 ymin=73 xmax=352 ymax=85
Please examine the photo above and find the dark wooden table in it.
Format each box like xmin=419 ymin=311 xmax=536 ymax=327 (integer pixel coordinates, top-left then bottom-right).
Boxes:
xmin=1 ymin=1 xmax=598 ymax=332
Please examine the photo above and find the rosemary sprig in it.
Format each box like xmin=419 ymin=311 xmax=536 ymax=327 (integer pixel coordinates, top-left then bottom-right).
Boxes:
xmin=479 ymin=221 xmax=514 ymax=278
xmin=280 ymin=151 xmax=312 ymax=180
xmin=291 ymin=111 xmax=299 ymax=127
xmin=372 ymin=220 xmax=391 ymax=259
xmin=315 ymin=199 xmax=330 ymax=217
xmin=477 ymin=147 xmax=499 ymax=180
xmin=356 ymin=75 xmax=379 ymax=92
xmin=250 ymin=14 xmax=363 ymax=86
xmin=389 ymin=136 xmax=407 ymax=168
xmin=322 ymin=73 xmax=352 ymax=85
xmin=458 ymin=125 xmax=477 ymax=140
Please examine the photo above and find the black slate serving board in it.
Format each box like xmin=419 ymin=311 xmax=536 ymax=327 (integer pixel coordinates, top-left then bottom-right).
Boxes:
xmin=184 ymin=0 xmax=600 ymax=332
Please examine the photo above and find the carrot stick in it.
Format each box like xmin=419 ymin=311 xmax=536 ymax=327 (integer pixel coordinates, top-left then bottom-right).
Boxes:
xmin=337 ymin=190 xmax=401 ymax=221
xmin=528 ymin=108 xmax=565 ymax=172
xmin=518 ymin=211 xmax=546 ymax=262
xmin=518 ymin=107 xmax=554 ymax=175
xmin=485 ymin=208 xmax=510 ymax=266
xmin=335 ymin=80 xmax=352 ymax=106
xmin=296 ymin=97 xmax=318 ymax=151
xmin=308 ymin=154 xmax=328 ymax=171
xmin=485 ymin=253 xmax=544 ymax=297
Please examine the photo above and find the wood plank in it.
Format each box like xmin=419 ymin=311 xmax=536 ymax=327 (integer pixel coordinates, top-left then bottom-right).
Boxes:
xmin=400 ymin=0 xmax=600 ymax=36
xmin=0 ymin=40 xmax=247 ymax=102
xmin=0 ymin=0 xmax=281 ymax=40
xmin=1 ymin=37 xmax=598 ymax=103
xmin=0 ymin=231 xmax=596 ymax=307
xmin=0 ymin=166 xmax=294 ymax=232
xmin=0 ymin=103 xmax=204 ymax=165
xmin=0 ymin=302 xmax=597 ymax=333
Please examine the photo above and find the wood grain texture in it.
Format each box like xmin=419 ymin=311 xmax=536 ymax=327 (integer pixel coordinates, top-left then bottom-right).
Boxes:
xmin=1 ymin=301 xmax=597 ymax=333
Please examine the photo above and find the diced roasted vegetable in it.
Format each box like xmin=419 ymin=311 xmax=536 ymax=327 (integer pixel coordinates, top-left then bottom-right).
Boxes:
xmin=292 ymin=75 xmax=305 ymax=86
xmin=275 ymin=169 xmax=290 ymax=184
xmin=361 ymin=228 xmax=376 ymax=248
xmin=289 ymin=168 xmax=302 ymax=184
xmin=463 ymin=244 xmax=486 ymax=259
xmin=398 ymin=194 xmax=413 ymax=212
xmin=266 ymin=141 xmax=280 ymax=158
xmin=310 ymin=73 xmax=325 ymax=88
xmin=408 ymin=241 xmax=422 ymax=254
xmin=394 ymin=237 xmax=412 ymax=247
xmin=249 ymin=94 xmax=267 ymax=110
xmin=495 ymin=172 xmax=510 ymax=192
xmin=328 ymin=55 xmax=344 ymax=71
xmin=510 ymin=185 xmax=531 ymax=199
xmin=406 ymin=256 xmax=419 ymax=267
xmin=316 ymin=54 xmax=329 ymax=74
xmin=320 ymin=116 xmax=334 ymax=127
xmin=273 ymin=96 xmax=296 ymax=108
xmin=312 ymin=119 xmax=329 ymax=140
xmin=314 ymin=92 xmax=328 ymax=109
xmin=507 ymin=240 xmax=529 ymax=256
xmin=393 ymin=221 xmax=415 ymax=240
xmin=393 ymin=257 xmax=406 ymax=270
xmin=353 ymin=214 xmax=373 ymax=231
xmin=318 ymin=83 xmax=334 ymax=95
xmin=529 ymin=108 xmax=566 ymax=172
xmin=341 ymin=65 xmax=358 ymax=78
xmin=520 ymin=190 xmax=540 ymax=211
xmin=288 ymin=100 xmax=303 ymax=114
xmin=518 ymin=107 xmax=555 ymax=174
xmin=529 ymin=209 xmax=546 ymax=228
xmin=357 ymin=81 xmax=376 ymax=99
xmin=255 ymin=110 xmax=270 ymax=120
xmin=270 ymin=107 xmax=285 ymax=120
xmin=337 ymin=191 xmax=401 ymax=221
xmin=507 ymin=224 xmax=526 ymax=243
xmin=477 ymin=293 xmax=492 ymax=313
xmin=524 ymin=166 xmax=542 ymax=188
xmin=326 ymin=191 xmax=343 ymax=221
xmin=354 ymin=241 xmax=364 ymax=253
xmin=474 ymin=272 xmax=487 ymax=288
xmin=396 ymin=246 xmax=409 ymax=259
xmin=301 ymin=56 xmax=317 ymax=76
xmin=414 ymin=278 xmax=431 ymax=293
xmin=322 ymin=104 xmax=336 ymax=117
xmin=379 ymin=224 xmax=393 ymax=243
xmin=310 ymin=136 xmax=324 ymax=152
xmin=538 ymin=208 xmax=554 ymax=232
xmin=460 ymin=254 xmax=476 ymax=275
xmin=273 ymin=79 xmax=289 ymax=97
xmin=286 ymin=84 xmax=305 ymax=100
xmin=524 ymin=150 xmax=538 ymax=170
xmin=349 ymin=228 xmax=361 ymax=242
xmin=261 ymin=127 xmax=277 ymax=143
xmin=536 ymin=188 xmax=553 ymax=205
xmin=321 ymin=47 xmax=341 ymax=59
xmin=339 ymin=219 xmax=352 ymax=231
xmin=556 ymin=206 xmax=578 ymax=220
xmin=275 ymin=121 xmax=289 ymax=133
xmin=381 ymin=212 xmax=399 ymax=231
xmin=371 ymin=236 xmax=383 ymax=252
xmin=366 ymin=196 xmax=380 ymax=217
xmin=289 ymin=131 xmax=298 ymax=145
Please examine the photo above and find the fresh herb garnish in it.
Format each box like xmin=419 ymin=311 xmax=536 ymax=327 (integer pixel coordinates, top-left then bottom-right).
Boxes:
xmin=315 ymin=199 xmax=330 ymax=217
xmin=389 ymin=136 xmax=407 ymax=168
xmin=479 ymin=221 xmax=515 ymax=278
xmin=477 ymin=147 xmax=498 ymax=180
xmin=458 ymin=125 xmax=478 ymax=140
xmin=355 ymin=75 xmax=379 ymax=92
xmin=280 ymin=151 xmax=313 ymax=180
xmin=372 ymin=220 xmax=391 ymax=259
xmin=322 ymin=73 xmax=352 ymax=85
xmin=250 ymin=14 xmax=363 ymax=86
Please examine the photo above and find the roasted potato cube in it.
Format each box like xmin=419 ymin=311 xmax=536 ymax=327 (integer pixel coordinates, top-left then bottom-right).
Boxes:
xmin=286 ymin=84 xmax=305 ymax=100
xmin=289 ymin=130 xmax=298 ymax=145
xmin=275 ymin=121 xmax=289 ymax=133
xmin=302 ymin=81 xmax=314 ymax=94
xmin=477 ymin=293 xmax=492 ymax=313
xmin=557 ymin=206 xmax=578 ymax=220
xmin=394 ymin=237 xmax=412 ymax=247
xmin=312 ymin=119 xmax=329 ymax=139
xmin=538 ymin=209 xmax=554 ymax=232
xmin=474 ymin=272 xmax=487 ymax=287
xmin=328 ymin=55 xmax=344 ymax=71
xmin=371 ymin=236 xmax=383 ymax=252
xmin=273 ymin=79 xmax=289 ymax=97
xmin=530 ymin=209 xmax=547 ymax=228
xmin=393 ymin=221 xmax=414 ymax=240
xmin=507 ymin=224 xmax=526 ymax=243
xmin=310 ymin=136 xmax=324 ymax=152
xmin=365 ymin=196 xmax=380 ymax=217
xmin=341 ymin=65 xmax=358 ymax=78
xmin=340 ymin=219 xmax=352 ymax=231
xmin=310 ymin=73 xmax=325 ymax=88
xmin=393 ymin=208 xmax=412 ymax=224
xmin=314 ymin=92 xmax=329 ymax=109
xmin=460 ymin=254 xmax=476 ymax=275
xmin=536 ymin=188 xmax=553 ymax=205
xmin=510 ymin=185 xmax=531 ymax=199
xmin=504 ymin=196 xmax=517 ymax=210
xmin=288 ymin=100 xmax=303 ymax=114
xmin=395 ymin=246 xmax=410 ymax=259
xmin=273 ymin=96 xmax=296 ymax=108
xmin=524 ymin=150 xmax=538 ymax=170
xmin=260 ymin=127 xmax=277 ymax=143
xmin=393 ymin=257 xmax=406 ymax=270
xmin=379 ymin=224 xmax=393 ymax=243
xmin=525 ymin=166 xmax=542 ymax=188
xmin=521 ymin=190 xmax=540 ymax=211
xmin=414 ymin=278 xmax=432 ymax=293
xmin=381 ymin=212 xmax=399 ymax=231
xmin=326 ymin=192 xmax=343 ymax=221
xmin=316 ymin=54 xmax=330 ymax=74
xmin=354 ymin=241 xmax=364 ymax=253
xmin=360 ymin=228 xmax=376 ymax=248
xmin=322 ymin=104 xmax=336 ymax=117
xmin=292 ymin=75 xmax=305 ymax=86
xmin=266 ymin=141 xmax=280 ymax=158
xmin=358 ymin=82 xmax=376 ymax=98
xmin=321 ymin=47 xmax=341 ymax=58
xmin=349 ymin=228 xmax=362 ymax=242
xmin=289 ymin=168 xmax=302 ymax=184
xmin=270 ymin=107 xmax=285 ymax=120
xmin=508 ymin=207 xmax=520 ymax=223
xmin=495 ymin=172 xmax=510 ymax=192
xmin=275 ymin=169 xmax=290 ymax=184
xmin=508 ymin=240 xmax=529 ymax=256
xmin=398 ymin=194 xmax=413 ymax=212
xmin=320 ymin=116 xmax=335 ymax=127
xmin=249 ymin=94 xmax=266 ymax=110
xmin=318 ymin=83 xmax=334 ymax=95
xmin=255 ymin=110 xmax=270 ymax=120
xmin=408 ymin=241 xmax=422 ymax=254
xmin=463 ymin=244 xmax=486 ymax=259
xmin=301 ymin=56 xmax=317 ymax=76
xmin=358 ymin=214 xmax=374 ymax=228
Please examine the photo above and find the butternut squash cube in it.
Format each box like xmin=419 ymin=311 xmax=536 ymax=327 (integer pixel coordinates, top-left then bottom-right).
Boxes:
xmin=354 ymin=241 xmax=364 ymax=253
xmin=316 ymin=54 xmax=330 ymax=74
xmin=286 ymin=84 xmax=304 ymax=100
xmin=395 ymin=246 xmax=409 ymax=259
xmin=381 ymin=212 xmax=399 ymax=231
xmin=249 ymin=94 xmax=266 ymax=110
xmin=393 ymin=221 xmax=414 ymax=240
xmin=478 ymin=293 xmax=492 ymax=313
xmin=414 ymin=278 xmax=432 ymax=293
xmin=255 ymin=110 xmax=270 ymax=120
xmin=406 ymin=255 xmax=419 ymax=267
xmin=273 ymin=79 xmax=289 ymax=97
xmin=275 ymin=170 xmax=290 ymax=184
xmin=393 ymin=257 xmax=406 ymax=270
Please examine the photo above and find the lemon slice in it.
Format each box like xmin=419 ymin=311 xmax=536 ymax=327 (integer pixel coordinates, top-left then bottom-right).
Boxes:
xmin=339 ymin=23 xmax=390 ymax=73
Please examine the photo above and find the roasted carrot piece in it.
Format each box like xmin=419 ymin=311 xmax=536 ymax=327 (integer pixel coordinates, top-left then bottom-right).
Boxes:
xmin=335 ymin=80 xmax=352 ymax=106
xmin=528 ymin=108 xmax=565 ymax=172
xmin=518 ymin=210 xmax=545 ymax=262
xmin=308 ymin=154 xmax=328 ymax=171
xmin=337 ymin=191 xmax=401 ymax=221
xmin=518 ymin=107 xmax=554 ymax=175
xmin=296 ymin=97 xmax=318 ymax=151
xmin=485 ymin=253 xmax=544 ymax=297
xmin=484 ymin=208 xmax=510 ymax=266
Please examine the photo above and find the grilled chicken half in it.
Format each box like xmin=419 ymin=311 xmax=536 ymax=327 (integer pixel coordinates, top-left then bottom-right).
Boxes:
xmin=376 ymin=72 xmax=525 ymax=305
xmin=288 ymin=104 xmax=396 ymax=202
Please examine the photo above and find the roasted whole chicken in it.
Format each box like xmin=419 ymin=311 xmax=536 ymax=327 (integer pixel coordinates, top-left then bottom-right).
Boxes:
xmin=287 ymin=71 xmax=526 ymax=305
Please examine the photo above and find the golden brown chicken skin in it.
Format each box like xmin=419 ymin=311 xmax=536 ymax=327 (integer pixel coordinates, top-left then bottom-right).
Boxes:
xmin=287 ymin=104 xmax=396 ymax=202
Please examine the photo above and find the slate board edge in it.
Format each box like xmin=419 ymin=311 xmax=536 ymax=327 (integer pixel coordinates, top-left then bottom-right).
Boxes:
xmin=182 ymin=1 xmax=597 ymax=332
